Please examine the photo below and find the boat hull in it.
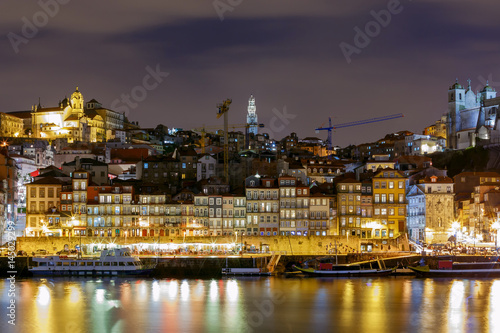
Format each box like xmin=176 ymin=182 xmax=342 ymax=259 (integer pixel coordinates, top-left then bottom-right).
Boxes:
xmin=221 ymin=268 xmax=272 ymax=276
xmin=292 ymin=265 xmax=394 ymax=277
xmin=409 ymin=266 xmax=500 ymax=278
xmin=28 ymin=248 xmax=155 ymax=277
xmin=30 ymin=268 xmax=154 ymax=277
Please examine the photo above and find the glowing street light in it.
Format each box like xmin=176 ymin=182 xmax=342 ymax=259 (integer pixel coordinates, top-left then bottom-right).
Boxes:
xmin=492 ymin=220 xmax=500 ymax=249
xmin=451 ymin=221 xmax=461 ymax=247
xmin=366 ymin=221 xmax=384 ymax=239
xmin=366 ymin=221 xmax=383 ymax=229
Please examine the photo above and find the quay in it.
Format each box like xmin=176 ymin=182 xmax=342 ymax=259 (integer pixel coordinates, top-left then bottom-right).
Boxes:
xmin=3 ymin=252 xmax=500 ymax=278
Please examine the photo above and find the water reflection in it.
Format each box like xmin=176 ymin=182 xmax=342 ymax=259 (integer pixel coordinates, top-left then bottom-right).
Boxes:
xmin=168 ymin=279 xmax=178 ymax=300
xmin=489 ymin=280 xmax=500 ymax=333
xmin=3 ymin=277 xmax=500 ymax=332
xmin=226 ymin=279 xmax=238 ymax=302
xmin=209 ymin=279 xmax=218 ymax=302
xmin=151 ymin=280 xmax=160 ymax=302
xmin=447 ymin=280 xmax=465 ymax=332
xmin=36 ymin=284 xmax=50 ymax=306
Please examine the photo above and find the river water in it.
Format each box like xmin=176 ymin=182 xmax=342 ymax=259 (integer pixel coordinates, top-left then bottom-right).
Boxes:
xmin=1 ymin=276 xmax=500 ymax=333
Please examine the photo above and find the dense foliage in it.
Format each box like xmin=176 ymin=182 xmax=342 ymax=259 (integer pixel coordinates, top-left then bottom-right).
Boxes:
xmin=430 ymin=146 xmax=489 ymax=178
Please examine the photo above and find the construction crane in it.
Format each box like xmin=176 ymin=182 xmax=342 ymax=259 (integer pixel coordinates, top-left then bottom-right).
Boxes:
xmin=216 ymin=99 xmax=232 ymax=183
xmin=192 ymin=126 xmax=219 ymax=154
xmin=315 ymin=113 xmax=404 ymax=157
xmin=193 ymin=123 xmax=265 ymax=153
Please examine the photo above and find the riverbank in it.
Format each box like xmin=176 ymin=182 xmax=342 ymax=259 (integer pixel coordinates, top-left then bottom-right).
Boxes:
xmin=4 ymin=253 xmax=499 ymax=278
xmin=2 ymin=253 xmax=409 ymax=278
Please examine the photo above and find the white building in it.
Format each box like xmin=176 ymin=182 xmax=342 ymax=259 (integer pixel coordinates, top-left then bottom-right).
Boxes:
xmin=447 ymin=79 xmax=499 ymax=149
xmin=197 ymin=155 xmax=217 ymax=181
xmin=406 ymin=175 xmax=455 ymax=243
xmin=405 ymin=134 xmax=445 ymax=155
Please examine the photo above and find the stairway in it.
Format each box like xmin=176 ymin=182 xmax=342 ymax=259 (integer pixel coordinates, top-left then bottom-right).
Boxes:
xmin=266 ymin=253 xmax=281 ymax=274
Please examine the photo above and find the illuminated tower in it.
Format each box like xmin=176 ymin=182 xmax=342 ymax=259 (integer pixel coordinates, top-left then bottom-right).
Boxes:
xmin=247 ymin=95 xmax=258 ymax=135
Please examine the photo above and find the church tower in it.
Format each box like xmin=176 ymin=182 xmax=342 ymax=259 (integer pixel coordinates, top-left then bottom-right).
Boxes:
xmin=70 ymin=87 xmax=84 ymax=114
xmin=447 ymin=79 xmax=466 ymax=149
xmin=480 ymin=82 xmax=497 ymax=102
xmin=247 ymin=95 xmax=258 ymax=136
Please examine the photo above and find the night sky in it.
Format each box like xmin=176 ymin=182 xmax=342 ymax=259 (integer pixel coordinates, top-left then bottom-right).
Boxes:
xmin=1 ymin=1 xmax=500 ymax=147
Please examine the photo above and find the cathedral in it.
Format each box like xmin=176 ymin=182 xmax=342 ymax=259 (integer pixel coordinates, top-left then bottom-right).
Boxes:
xmin=29 ymin=87 xmax=125 ymax=143
xmin=447 ymin=79 xmax=500 ymax=149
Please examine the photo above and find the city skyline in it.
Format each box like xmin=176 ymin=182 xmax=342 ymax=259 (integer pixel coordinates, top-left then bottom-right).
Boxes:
xmin=2 ymin=1 xmax=500 ymax=146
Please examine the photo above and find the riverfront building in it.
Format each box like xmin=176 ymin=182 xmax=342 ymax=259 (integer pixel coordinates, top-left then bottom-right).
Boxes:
xmin=372 ymin=169 xmax=407 ymax=239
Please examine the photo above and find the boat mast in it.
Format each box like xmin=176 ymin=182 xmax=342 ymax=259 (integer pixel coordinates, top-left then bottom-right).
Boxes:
xmin=335 ymin=240 xmax=338 ymax=265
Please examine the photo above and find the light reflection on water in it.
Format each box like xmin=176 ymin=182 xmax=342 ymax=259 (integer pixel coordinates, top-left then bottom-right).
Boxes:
xmin=2 ymin=277 xmax=500 ymax=332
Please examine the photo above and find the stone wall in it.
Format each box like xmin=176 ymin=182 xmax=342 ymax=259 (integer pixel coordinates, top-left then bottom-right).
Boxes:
xmin=16 ymin=235 xmax=409 ymax=254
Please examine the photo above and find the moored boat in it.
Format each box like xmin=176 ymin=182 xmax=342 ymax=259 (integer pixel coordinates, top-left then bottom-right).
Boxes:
xmin=292 ymin=258 xmax=394 ymax=277
xmin=29 ymin=248 xmax=155 ymax=276
xmin=221 ymin=267 xmax=272 ymax=276
xmin=292 ymin=264 xmax=394 ymax=277
xmin=409 ymin=261 xmax=500 ymax=278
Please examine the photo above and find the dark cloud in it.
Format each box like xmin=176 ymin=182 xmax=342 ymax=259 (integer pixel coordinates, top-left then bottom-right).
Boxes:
xmin=1 ymin=0 xmax=500 ymax=146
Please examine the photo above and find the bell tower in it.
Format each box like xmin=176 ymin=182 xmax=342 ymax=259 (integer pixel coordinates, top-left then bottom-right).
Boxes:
xmin=70 ymin=87 xmax=84 ymax=113
xmin=447 ymin=79 xmax=465 ymax=149
xmin=247 ymin=95 xmax=258 ymax=136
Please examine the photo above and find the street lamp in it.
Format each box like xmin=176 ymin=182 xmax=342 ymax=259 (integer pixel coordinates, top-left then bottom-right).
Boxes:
xmin=492 ymin=220 xmax=500 ymax=250
xmin=451 ymin=221 xmax=461 ymax=248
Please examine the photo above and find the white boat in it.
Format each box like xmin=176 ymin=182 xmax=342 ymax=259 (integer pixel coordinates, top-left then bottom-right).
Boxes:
xmin=29 ymin=248 xmax=155 ymax=276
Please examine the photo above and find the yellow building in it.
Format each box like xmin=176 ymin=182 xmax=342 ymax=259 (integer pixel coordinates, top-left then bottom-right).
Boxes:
xmin=337 ymin=178 xmax=362 ymax=237
xmin=300 ymin=144 xmax=329 ymax=157
xmin=31 ymin=87 xmax=122 ymax=143
xmin=0 ymin=113 xmax=23 ymax=137
xmin=309 ymin=193 xmax=332 ymax=236
xmin=26 ymin=177 xmax=64 ymax=237
xmin=371 ymin=169 xmax=407 ymax=239
xmin=424 ymin=115 xmax=447 ymax=140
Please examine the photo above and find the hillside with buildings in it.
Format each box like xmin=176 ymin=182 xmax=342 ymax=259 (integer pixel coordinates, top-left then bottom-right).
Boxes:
xmin=2 ymin=82 xmax=500 ymax=249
